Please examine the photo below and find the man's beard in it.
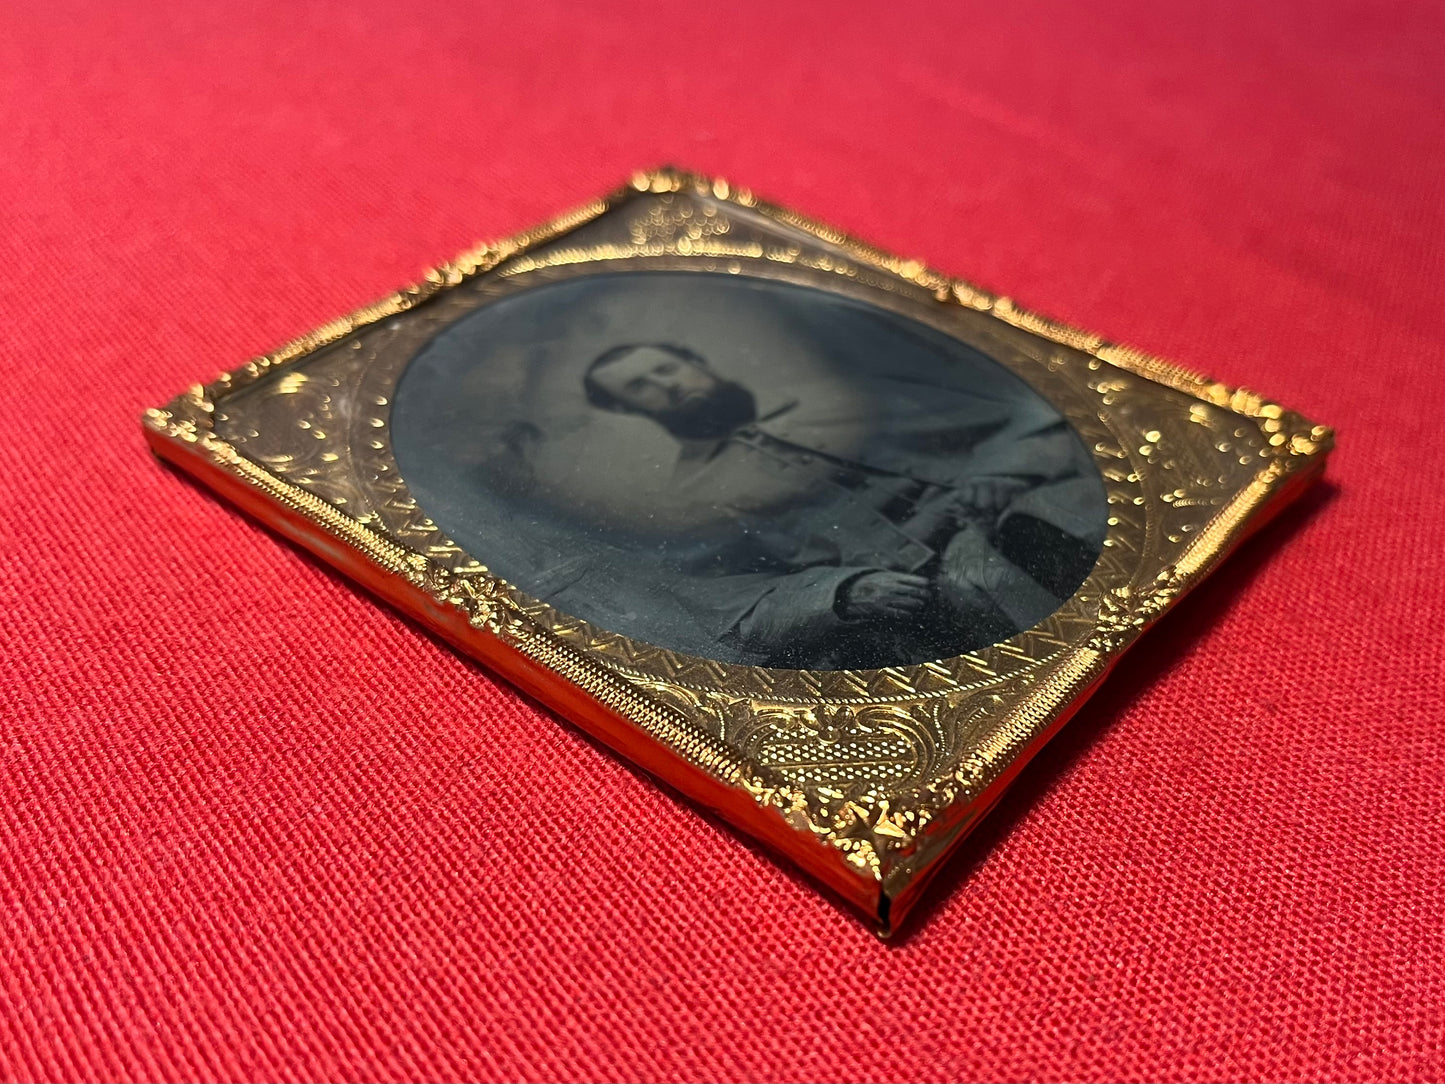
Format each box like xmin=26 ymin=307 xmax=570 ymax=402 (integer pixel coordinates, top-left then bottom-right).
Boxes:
xmin=655 ymin=380 xmax=758 ymax=441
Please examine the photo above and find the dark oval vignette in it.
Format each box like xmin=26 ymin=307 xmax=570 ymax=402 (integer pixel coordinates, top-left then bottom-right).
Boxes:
xmin=391 ymin=271 xmax=1107 ymax=670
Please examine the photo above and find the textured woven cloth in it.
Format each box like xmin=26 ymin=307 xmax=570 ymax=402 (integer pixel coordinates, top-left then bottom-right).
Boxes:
xmin=3 ymin=1 xmax=1443 ymax=1081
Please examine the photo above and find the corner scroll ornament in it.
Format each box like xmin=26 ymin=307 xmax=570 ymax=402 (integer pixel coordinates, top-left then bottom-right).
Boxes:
xmin=730 ymin=691 xmax=1021 ymax=877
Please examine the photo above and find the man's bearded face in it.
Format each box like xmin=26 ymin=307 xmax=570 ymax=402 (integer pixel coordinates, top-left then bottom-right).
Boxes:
xmin=590 ymin=346 xmax=722 ymax=416
xmin=589 ymin=346 xmax=758 ymax=440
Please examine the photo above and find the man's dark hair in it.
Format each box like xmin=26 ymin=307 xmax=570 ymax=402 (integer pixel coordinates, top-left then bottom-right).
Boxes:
xmin=582 ymin=342 xmax=709 ymax=412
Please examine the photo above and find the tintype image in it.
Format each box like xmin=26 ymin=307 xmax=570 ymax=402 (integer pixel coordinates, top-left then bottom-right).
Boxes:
xmin=391 ymin=271 xmax=1107 ymax=670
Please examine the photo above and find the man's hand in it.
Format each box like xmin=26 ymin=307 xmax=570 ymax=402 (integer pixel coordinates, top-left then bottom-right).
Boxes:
xmin=954 ymin=475 xmax=1029 ymax=517
xmin=836 ymin=571 xmax=932 ymax=622
xmin=901 ymin=478 xmax=1031 ymax=544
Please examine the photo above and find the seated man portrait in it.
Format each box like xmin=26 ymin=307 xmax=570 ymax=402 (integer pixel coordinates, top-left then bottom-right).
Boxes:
xmin=578 ymin=340 xmax=1105 ymax=670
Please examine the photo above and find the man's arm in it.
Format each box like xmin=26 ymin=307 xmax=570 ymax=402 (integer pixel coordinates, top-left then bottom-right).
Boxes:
xmin=939 ymin=523 xmax=1064 ymax=630
xmin=966 ymin=420 xmax=1087 ymax=486
xmin=728 ymin=565 xmax=924 ymax=665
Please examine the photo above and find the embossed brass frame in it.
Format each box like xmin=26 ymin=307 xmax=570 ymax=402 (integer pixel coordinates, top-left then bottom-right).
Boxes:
xmin=145 ymin=168 xmax=1332 ymax=934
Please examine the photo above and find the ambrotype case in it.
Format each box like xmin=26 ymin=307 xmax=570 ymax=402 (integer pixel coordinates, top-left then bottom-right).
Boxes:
xmin=146 ymin=170 xmax=1332 ymax=934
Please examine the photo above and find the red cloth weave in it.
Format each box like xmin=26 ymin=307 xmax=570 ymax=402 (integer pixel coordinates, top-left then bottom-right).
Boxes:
xmin=3 ymin=1 xmax=1443 ymax=1080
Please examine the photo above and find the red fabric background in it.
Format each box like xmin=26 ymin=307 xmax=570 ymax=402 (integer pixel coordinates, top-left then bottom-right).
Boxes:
xmin=3 ymin=1 xmax=1443 ymax=1080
